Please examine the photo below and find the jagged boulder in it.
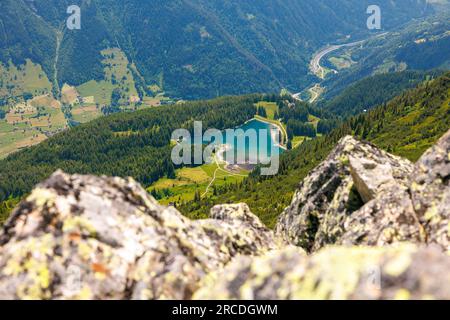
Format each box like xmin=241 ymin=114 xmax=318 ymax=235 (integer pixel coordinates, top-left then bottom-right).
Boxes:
xmin=340 ymin=131 xmax=450 ymax=248
xmin=0 ymin=171 xmax=280 ymax=300
xmin=193 ymin=244 xmax=450 ymax=300
xmin=276 ymin=136 xmax=416 ymax=252
xmin=277 ymin=130 xmax=450 ymax=252
xmin=411 ymin=130 xmax=450 ymax=249
xmin=339 ymin=186 xmax=424 ymax=246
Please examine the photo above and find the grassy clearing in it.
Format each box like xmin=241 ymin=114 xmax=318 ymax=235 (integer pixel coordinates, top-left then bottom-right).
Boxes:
xmin=255 ymin=101 xmax=278 ymax=120
xmin=292 ymin=136 xmax=307 ymax=148
xmin=77 ymin=80 xmax=114 ymax=106
xmin=71 ymin=104 xmax=102 ymax=123
xmin=76 ymin=48 xmax=140 ymax=107
xmin=0 ymin=127 xmax=46 ymax=159
xmin=328 ymin=53 xmax=355 ymax=70
xmin=148 ymin=163 xmax=247 ymax=206
xmin=0 ymin=94 xmax=67 ymax=158
xmin=0 ymin=59 xmax=52 ymax=98
xmin=61 ymin=84 xmax=80 ymax=106
xmin=308 ymin=114 xmax=321 ymax=129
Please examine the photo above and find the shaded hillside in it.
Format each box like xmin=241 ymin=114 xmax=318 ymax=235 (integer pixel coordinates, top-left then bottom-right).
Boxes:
xmin=323 ymin=14 xmax=450 ymax=97
xmin=0 ymin=0 xmax=435 ymax=99
xmin=320 ymin=70 xmax=442 ymax=118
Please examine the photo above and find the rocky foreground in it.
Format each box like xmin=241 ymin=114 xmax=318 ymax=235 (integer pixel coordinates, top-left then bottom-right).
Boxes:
xmin=0 ymin=130 xmax=449 ymax=300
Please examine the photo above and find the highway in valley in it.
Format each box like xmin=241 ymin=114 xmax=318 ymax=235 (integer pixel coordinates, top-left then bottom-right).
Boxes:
xmin=309 ymin=39 xmax=364 ymax=79
xmin=294 ymin=32 xmax=388 ymax=103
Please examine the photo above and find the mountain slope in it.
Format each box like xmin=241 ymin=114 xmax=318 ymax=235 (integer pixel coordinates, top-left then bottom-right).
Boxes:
xmin=0 ymin=95 xmax=260 ymax=202
xmin=322 ymin=13 xmax=450 ymax=98
xmin=319 ymin=70 xmax=443 ymax=117
xmin=0 ymin=0 xmax=436 ymax=99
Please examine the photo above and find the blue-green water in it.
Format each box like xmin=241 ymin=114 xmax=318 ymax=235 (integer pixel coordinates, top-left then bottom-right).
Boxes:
xmin=209 ymin=119 xmax=284 ymax=165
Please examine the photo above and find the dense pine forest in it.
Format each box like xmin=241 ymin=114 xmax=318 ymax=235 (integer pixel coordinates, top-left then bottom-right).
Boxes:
xmin=320 ymin=70 xmax=443 ymax=118
xmin=0 ymin=95 xmax=262 ymax=202
xmin=0 ymin=0 xmax=436 ymax=99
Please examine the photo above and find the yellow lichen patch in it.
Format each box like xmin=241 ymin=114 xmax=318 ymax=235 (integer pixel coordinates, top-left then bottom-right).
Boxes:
xmin=382 ymin=227 xmax=398 ymax=241
xmin=27 ymin=188 xmax=57 ymax=208
xmin=383 ymin=251 xmax=413 ymax=277
xmin=394 ymin=288 xmax=411 ymax=300
xmin=74 ymin=285 xmax=93 ymax=300
xmin=423 ymin=205 xmax=439 ymax=223
xmin=63 ymin=216 xmax=97 ymax=237
xmin=339 ymin=155 xmax=350 ymax=166
xmin=77 ymin=241 xmax=94 ymax=260
xmin=3 ymin=235 xmax=55 ymax=299
xmin=291 ymin=246 xmax=381 ymax=300
xmin=447 ymin=221 xmax=450 ymax=238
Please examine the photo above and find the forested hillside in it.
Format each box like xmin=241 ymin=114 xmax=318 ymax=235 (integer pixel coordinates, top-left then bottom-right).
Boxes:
xmin=0 ymin=0 xmax=435 ymax=99
xmin=319 ymin=70 xmax=442 ymax=118
xmin=181 ymin=72 xmax=450 ymax=227
xmin=0 ymin=95 xmax=260 ymax=202
xmin=323 ymin=14 xmax=450 ymax=98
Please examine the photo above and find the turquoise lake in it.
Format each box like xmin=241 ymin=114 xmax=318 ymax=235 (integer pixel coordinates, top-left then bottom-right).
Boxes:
xmin=207 ymin=119 xmax=284 ymax=165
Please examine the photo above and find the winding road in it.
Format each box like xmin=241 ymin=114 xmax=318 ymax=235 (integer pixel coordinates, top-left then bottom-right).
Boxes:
xmin=294 ymin=32 xmax=389 ymax=103
xmin=310 ymin=39 xmax=365 ymax=79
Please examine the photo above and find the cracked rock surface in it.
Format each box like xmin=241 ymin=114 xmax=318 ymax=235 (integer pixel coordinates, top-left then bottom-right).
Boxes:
xmin=194 ymin=244 xmax=450 ymax=300
xmin=0 ymin=129 xmax=449 ymax=300
xmin=0 ymin=172 xmax=279 ymax=300
xmin=276 ymin=130 xmax=450 ymax=252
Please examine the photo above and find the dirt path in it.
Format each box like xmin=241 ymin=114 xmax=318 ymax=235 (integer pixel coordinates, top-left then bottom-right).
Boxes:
xmin=308 ymin=84 xmax=324 ymax=103
xmin=202 ymin=153 xmax=247 ymax=198
xmin=254 ymin=116 xmax=287 ymax=149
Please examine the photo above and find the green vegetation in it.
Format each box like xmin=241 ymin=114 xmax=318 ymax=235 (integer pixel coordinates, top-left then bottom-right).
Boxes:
xmin=323 ymin=15 xmax=450 ymax=98
xmin=149 ymin=164 xmax=246 ymax=208
xmin=0 ymin=197 xmax=19 ymax=225
xmin=0 ymin=0 xmax=438 ymax=100
xmin=321 ymin=71 xmax=443 ymax=118
xmin=0 ymin=95 xmax=261 ymax=203
xmin=0 ymin=60 xmax=52 ymax=100
xmin=255 ymin=102 xmax=278 ymax=120
xmin=328 ymin=54 xmax=355 ymax=70
xmin=76 ymin=48 xmax=140 ymax=108
xmin=180 ymin=72 xmax=450 ymax=228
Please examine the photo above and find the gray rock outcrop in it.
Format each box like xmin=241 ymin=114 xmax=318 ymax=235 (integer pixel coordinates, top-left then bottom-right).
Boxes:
xmin=276 ymin=130 xmax=450 ymax=252
xmin=0 ymin=129 xmax=448 ymax=300
xmin=194 ymin=244 xmax=450 ymax=300
xmin=0 ymin=172 xmax=279 ymax=300
xmin=275 ymin=136 xmax=422 ymax=252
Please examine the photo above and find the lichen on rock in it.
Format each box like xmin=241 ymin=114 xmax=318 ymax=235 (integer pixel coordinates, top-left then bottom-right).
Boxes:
xmin=0 ymin=129 xmax=449 ymax=300
xmin=193 ymin=244 xmax=450 ymax=300
xmin=411 ymin=130 xmax=450 ymax=250
xmin=275 ymin=136 xmax=417 ymax=252
xmin=0 ymin=171 xmax=279 ymax=300
xmin=276 ymin=130 xmax=450 ymax=252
